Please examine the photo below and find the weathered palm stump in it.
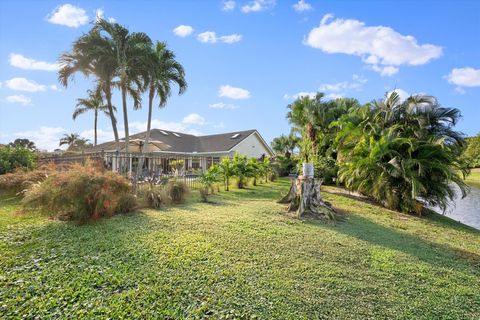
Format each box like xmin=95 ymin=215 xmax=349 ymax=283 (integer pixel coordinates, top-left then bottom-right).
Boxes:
xmin=279 ymin=176 xmax=337 ymax=220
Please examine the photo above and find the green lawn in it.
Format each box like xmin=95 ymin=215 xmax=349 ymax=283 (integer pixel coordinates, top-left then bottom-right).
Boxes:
xmin=1 ymin=179 xmax=479 ymax=319
xmin=466 ymin=168 xmax=480 ymax=189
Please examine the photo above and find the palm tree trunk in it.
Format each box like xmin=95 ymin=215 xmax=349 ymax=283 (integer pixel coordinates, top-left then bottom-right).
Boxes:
xmin=94 ymin=109 xmax=98 ymax=146
xmin=104 ymin=84 xmax=119 ymax=152
xmin=135 ymin=85 xmax=154 ymax=185
xmin=121 ymin=83 xmax=129 ymax=155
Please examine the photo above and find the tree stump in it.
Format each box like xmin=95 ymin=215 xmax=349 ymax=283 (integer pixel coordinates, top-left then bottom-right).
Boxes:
xmin=282 ymin=176 xmax=337 ymax=220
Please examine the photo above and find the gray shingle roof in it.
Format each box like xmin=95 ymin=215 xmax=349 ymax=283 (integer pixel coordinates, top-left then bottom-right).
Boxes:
xmin=89 ymin=128 xmax=259 ymax=154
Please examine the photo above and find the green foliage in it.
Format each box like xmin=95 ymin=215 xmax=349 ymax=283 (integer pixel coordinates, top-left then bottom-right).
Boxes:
xmin=0 ymin=164 xmax=55 ymax=193
xmin=270 ymin=133 xmax=299 ymax=158
xmin=272 ymin=155 xmax=299 ymax=177
xmin=231 ymin=153 xmax=254 ymax=188
xmin=169 ymin=159 xmax=185 ymax=171
xmin=335 ymin=93 xmax=468 ymax=214
xmin=218 ymin=157 xmax=235 ymax=191
xmin=462 ymin=134 xmax=480 ymax=168
xmin=198 ymin=166 xmax=221 ymax=202
xmin=312 ymin=156 xmax=338 ymax=184
xmin=168 ymin=180 xmax=188 ymax=203
xmin=137 ymin=184 xmax=168 ymax=209
xmin=0 ymin=146 xmax=37 ymax=174
xmin=21 ymin=164 xmax=133 ymax=223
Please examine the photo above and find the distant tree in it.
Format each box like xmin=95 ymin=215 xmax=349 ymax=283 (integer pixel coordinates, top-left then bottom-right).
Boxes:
xmin=271 ymin=133 xmax=299 ymax=158
xmin=0 ymin=146 xmax=36 ymax=174
xmin=462 ymin=134 xmax=480 ymax=168
xmin=218 ymin=157 xmax=235 ymax=191
xmin=73 ymin=87 xmax=115 ymax=146
xmin=9 ymin=139 xmax=36 ymax=151
xmin=59 ymin=134 xmax=91 ymax=151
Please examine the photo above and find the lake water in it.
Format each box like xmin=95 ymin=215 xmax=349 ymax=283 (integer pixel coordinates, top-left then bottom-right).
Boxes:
xmin=433 ymin=185 xmax=480 ymax=230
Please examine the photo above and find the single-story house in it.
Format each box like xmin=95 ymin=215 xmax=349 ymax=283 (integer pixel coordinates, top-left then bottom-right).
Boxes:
xmin=89 ymin=128 xmax=274 ymax=175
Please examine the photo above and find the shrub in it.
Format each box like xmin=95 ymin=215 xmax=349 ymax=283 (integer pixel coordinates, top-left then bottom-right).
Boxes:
xmin=168 ymin=180 xmax=187 ymax=203
xmin=137 ymin=184 xmax=168 ymax=209
xmin=21 ymin=164 xmax=134 ymax=223
xmin=0 ymin=146 xmax=37 ymax=174
xmin=271 ymin=155 xmax=298 ymax=177
xmin=198 ymin=167 xmax=220 ymax=202
xmin=116 ymin=193 xmax=138 ymax=213
xmin=0 ymin=164 xmax=56 ymax=194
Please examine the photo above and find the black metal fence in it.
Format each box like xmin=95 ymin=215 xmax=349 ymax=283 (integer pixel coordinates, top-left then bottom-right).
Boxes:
xmin=38 ymin=151 xmax=221 ymax=190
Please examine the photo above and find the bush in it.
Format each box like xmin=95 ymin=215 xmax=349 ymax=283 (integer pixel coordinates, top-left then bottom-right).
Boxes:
xmin=21 ymin=164 xmax=134 ymax=223
xmin=312 ymin=156 xmax=338 ymax=184
xmin=0 ymin=164 xmax=56 ymax=194
xmin=0 ymin=146 xmax=37 ymax=174
xmin=168 ymin=180 xmax=187 ymax=203
xmin=271 ymin=155 xmax=298 ymax=177
xmin=137 ymin=185 xmax=168 ymax=209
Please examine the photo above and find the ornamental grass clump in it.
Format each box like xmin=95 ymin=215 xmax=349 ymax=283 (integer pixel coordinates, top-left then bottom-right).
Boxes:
xmin=21 ymin=163 xmax=135 ymax=223
xmin=168 ymin=180 xmax=188 ymax=203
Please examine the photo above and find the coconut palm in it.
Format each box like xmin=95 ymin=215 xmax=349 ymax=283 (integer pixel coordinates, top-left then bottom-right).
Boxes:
xmin=94 ymin=19 xmax=152 ymax=154
xmin=58 ymin=28 xmax=121 ymax=152
xmin=73 ymin=87 xmax=115 ymax=146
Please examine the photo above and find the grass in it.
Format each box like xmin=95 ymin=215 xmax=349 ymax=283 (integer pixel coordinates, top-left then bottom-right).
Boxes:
xmin=1 ymin=179 xmax=479 ymax=319
xmin=465 ymin=168 xmax=480 ymax=188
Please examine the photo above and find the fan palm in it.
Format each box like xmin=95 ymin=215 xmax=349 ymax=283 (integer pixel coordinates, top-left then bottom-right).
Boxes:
xmin=58 ymin=28 xmax=120 ymax=152
xmin=73 ymin=87 xmax=115 ymax=146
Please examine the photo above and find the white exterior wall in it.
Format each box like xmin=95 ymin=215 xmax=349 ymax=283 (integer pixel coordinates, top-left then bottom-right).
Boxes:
xmin=231 ymin=133 xmax=272 ymax=158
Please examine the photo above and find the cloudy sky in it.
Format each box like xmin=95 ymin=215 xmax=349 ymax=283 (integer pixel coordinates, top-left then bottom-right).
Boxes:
xmin=0 ymin=0 xmax=479 ymax=150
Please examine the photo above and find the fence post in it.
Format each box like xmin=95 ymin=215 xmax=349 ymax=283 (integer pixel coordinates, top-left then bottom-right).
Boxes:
xmin=82 ymin=150 xmax=85 ymax=166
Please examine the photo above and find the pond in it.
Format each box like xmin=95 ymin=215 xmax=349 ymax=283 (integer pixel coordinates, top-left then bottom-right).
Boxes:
xmin=433 ymin=185 xmax=480 ymax=230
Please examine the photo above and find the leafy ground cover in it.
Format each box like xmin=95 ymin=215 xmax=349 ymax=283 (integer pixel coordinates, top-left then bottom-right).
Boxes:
xmin=0 ymin=179 xmax=479 ymax=319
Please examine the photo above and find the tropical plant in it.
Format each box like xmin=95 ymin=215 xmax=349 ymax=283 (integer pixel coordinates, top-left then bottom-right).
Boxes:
xmin=218 ymin=157 xmax=235 ymax=191
xmin=270 ymin=133 xmax=299 ymax=158
xmin=198 ymin=167 xmax=220 ymax=202
xmin=168 ymin=180 xmax=188 ymax=203
xmin=136 ymin=41 xmax=187 ymax=179
xmin=336 ymin=92 xmax=469 ymax=214
xmin=8 ymin=139 xmax=36 ymax=151
xmin=59 ymin=133 xmax=91 ymax=151
xmin=94 ymin=19 xmax=152 ymax=154
xmin=231 ymin=153 xmax=253 ymax=189
xmin=58 ymin=27 xmax=121 ymax=152
xmin=73 ymin=87 xmax=115 ymax=146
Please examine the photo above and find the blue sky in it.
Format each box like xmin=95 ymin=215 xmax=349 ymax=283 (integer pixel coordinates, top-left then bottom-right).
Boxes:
xmin=0 ymin=0 xmax=479 ymax=150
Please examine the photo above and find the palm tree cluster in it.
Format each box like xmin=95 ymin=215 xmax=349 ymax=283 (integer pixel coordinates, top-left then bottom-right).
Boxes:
xmin=58 ymin=18 xmax=187 ymax=158
xmin=282 ymin=91 xmax=469 ymax=215
xmin=201 ymin=153 xmax=272 ymax=195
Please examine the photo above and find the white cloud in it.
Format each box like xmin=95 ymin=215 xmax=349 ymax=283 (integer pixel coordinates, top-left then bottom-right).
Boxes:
xmin=50 ymin=85 xmax=61 ymax=91
xmin=6 ymin=95 xmax=32 ymax=106
xmin=285 ymin=74 xmax=367 ymax=100
xmin=12 ymin=126 xmax=66 ymax=151
xmin=305 ymin=14 xmax=442 ymax=76
xmin=47 ymin=4 xmax=89 ymax=28
xmin=209 ymin=102 xmax=238 ymax=109
xmin=173 ymin=25 xmax=194 ymax=37
xmin=445 ymin=67 xmax=480 ymax=88
xmin=218 ymin=85 xmax=251 ymax=99
xmin=182 ymin=113 xmax=206 ymax=125
xmin=80 ymin=128 xmax=114 ymax=144
xmin=386 ymin=89 xmax=410 ymax=103
xmin=9 ymin=53 xmax=59 ymax=71
xmin=95 ymin=8 xmax=115 ymax=24
xmin=4 ymin=78 xmax=46 ymax=92
xmin=108 ymin=17 xmax=116 ymax=23
xmin=455 ymin=87 xmax=466 ymax=95
xmin=241 ymin=0 xmax=276 ymax=13
xmin=222 ymin=1 xmax=236 ymax=11
xmin=197 ymin=31 xmax=242 ymax=44
xmin=293 ymin=0 xmax=313 ymax=12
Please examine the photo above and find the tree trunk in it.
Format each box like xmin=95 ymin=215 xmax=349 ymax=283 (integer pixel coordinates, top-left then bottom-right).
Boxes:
xmin=104 ymin=84 xmax=119 ymax=152
xmin=135 ymin=86 xmax=154 ymax=186
xmin=94 ymin=110 xmax=98 ymax=146
xmin=278 ymin=177 xmax=298 ymax=203
xmin=284 ymin=177 xmax=336 ymax=220
xmin=121 ymin=83 xmax=129 ymax=154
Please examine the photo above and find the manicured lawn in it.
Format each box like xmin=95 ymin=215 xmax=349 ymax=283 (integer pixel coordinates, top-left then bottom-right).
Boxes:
xmin=466 ymin=168 xmax=480 ymax=189
xmin=1 ymin=179 xmax=479 ymax=319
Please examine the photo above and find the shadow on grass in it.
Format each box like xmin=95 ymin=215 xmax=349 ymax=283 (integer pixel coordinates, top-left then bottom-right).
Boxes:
xmin=305 ymin=205 xmax=480 ymax=274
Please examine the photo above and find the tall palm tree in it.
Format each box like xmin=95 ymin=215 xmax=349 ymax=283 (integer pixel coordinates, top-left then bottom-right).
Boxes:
xmin=135 ymin=41 xmax=187 ymax=179
xmin=73 ymin=87 xmax=115 ymax=146
xmin=58 ymin=28 xmax=121 ymax=152
xmin=94 ymin=19 xmax=152 ymax=154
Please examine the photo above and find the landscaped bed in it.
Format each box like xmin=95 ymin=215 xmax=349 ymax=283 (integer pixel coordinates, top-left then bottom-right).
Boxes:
xmin=0 ymin=178 xmax=479 ymax=319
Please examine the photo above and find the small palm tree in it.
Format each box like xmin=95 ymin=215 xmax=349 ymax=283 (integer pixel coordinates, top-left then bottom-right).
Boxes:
xmin=218 ymin=157 xmax=235 ymax=191
xmin=59 ymin=133 xmax=81 ymax=148
xmin=73 ymin=87 xmax=115 ymax=146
